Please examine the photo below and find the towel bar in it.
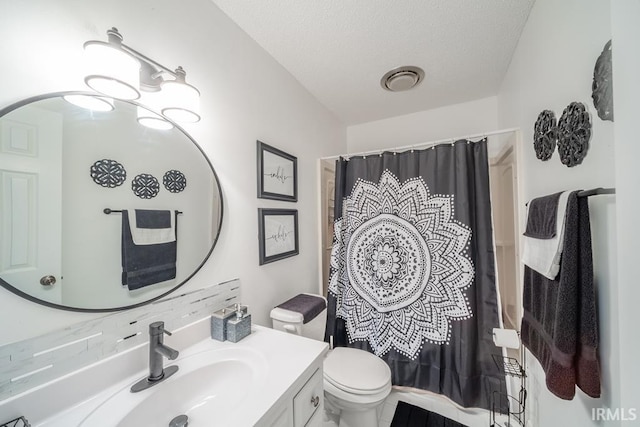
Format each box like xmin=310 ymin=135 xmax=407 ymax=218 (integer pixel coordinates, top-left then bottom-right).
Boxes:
xmin=525 ymin=187 xmax=615 ymax=206
xmin=104 ymin=208 xmax=183 ymax=215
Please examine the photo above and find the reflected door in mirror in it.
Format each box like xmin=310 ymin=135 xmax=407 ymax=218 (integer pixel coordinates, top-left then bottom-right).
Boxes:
xmin=1 ymin=105 xmax=62 ymax=303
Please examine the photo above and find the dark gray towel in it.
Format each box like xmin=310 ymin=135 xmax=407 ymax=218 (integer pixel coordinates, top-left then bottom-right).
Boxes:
xmin=121 ymin=210 xmax=177 ymax=290
xmin=523 ymin=191 xmax=563 ymax=239
xmin=135 ymin=209 xmax=171 ymax=229
xmin=521 ymin=192 xmax=600 ymax=399
xmin=277 ymin=294 xmax=326 ymax=324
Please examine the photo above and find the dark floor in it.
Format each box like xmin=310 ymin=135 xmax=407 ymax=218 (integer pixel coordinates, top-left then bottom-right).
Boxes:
xmin=391 ymin=401 xmax=468 ymax=427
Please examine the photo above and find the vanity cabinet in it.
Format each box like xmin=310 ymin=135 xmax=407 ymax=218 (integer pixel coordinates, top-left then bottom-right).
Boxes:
xmin=259 ymin=364 xmax=324 ymax=427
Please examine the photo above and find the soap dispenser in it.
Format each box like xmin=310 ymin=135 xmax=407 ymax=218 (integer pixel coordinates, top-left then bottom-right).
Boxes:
xmin=226 ymin=303 xmax=251 ymax=343
xmin=211 ymin=306 xmax=236 ymax=341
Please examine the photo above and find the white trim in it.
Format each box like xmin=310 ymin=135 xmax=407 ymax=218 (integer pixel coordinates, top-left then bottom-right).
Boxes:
xmin=316 ymin=158 xmax=324 ymax=295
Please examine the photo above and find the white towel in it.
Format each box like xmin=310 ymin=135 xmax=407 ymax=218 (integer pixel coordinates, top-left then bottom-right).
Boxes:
xmin=129 ymin=210 xmax=176 ymax=245
xmin=522 ymin=191 xmax=569 ymax=280
xmin=492 ymin=328 xmax=520 ymax=349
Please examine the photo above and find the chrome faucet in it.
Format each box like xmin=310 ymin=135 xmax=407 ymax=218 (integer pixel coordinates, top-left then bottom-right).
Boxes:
xmin=131 ymin=321 xmax=180 ymax=393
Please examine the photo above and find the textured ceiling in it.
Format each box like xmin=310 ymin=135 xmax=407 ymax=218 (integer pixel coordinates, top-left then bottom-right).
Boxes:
xmin=211 ymin=0 xmax=535 ymax=125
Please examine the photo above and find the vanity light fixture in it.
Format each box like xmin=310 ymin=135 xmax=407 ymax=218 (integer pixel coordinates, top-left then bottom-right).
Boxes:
xmin=83 ymin=27 xmax=200 ymax=123
xmin=63 ymin=94 xmax=115 ymax=112
xmin=137 ymin=90 xmax=174 ymax=130
xmin=137 ymin=107 xmax=174 ymax=130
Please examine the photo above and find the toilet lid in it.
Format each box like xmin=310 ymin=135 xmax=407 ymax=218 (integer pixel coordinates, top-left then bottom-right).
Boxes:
xmin=324 ymin=347 xmax=391 ymax=394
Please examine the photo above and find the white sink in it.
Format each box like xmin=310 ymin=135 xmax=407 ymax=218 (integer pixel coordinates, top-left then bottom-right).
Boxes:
xmin=80 ymin=347 xmax=268 ymax=427
xmin=4 ymin=325 xmax=328 ymax=427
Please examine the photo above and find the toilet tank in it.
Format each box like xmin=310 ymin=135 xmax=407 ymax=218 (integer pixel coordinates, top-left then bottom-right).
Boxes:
xmin=270 ymin=294 xmax=327 ymax=341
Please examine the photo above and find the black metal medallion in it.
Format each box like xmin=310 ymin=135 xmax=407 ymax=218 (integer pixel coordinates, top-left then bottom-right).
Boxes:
xmin=163 ymin=170 xmax=187 ymax=193
xmin=90 ymin=159 xmax=126 ymax=188
xmin=533 ymin=110 xmax=557 ymax=161
xmin=557 ymin=102 xmax=591 ymax=167
xmin=132 ymin=173 xmax=160 ymax=199
xmin=592 ymin=40 xmax=613 ymax=122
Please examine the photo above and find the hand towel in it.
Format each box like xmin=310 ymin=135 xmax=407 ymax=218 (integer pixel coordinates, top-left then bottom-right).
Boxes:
xmin=522 ymin=191 xmax=569 ymax=280
xmin=121 ymin=210 xmax=177 ymax=290
xmin=523 ymin=191 xmax=563 ymax=238
xmin=129 ymin=209 xmax=176 ymax=245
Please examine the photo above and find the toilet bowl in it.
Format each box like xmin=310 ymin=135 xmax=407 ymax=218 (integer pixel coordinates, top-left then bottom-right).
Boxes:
xmin=271 ymin=294 xmax=392 ymax=427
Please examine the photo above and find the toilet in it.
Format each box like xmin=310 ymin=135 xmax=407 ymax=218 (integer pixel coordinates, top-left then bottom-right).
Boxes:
xmin=271 ymin=294 xmax=392 ymax=427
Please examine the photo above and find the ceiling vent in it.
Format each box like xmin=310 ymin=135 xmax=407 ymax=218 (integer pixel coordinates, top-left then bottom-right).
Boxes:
xmin=380 ymin=66 xmax=425 ymax=92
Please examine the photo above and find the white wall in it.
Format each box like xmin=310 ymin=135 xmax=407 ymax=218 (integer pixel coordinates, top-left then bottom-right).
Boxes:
xmin=611 ymin=0 xmax=640 ymax=421
xmin=347 ymin=96 xmax=498 ymax=153
xmin=0 ymin=0 xmax=346 ymax=345
xmin=497 ymin=0 xmax=619 ymax=425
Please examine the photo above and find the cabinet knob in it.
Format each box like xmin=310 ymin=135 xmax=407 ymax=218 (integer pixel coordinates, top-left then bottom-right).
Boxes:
xmin=311 ymin=395 xmax=320 ymax=407
xmin=40 ymin=275 xmax=57 ymax=287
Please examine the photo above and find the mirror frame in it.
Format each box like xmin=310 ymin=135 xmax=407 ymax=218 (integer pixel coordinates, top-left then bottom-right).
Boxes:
xmin=0 ymin=91 xmax=224 ymax=312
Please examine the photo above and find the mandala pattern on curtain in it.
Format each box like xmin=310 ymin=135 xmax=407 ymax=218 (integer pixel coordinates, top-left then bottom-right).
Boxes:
xmin=329 ymin=170 xmax=475 ymax=359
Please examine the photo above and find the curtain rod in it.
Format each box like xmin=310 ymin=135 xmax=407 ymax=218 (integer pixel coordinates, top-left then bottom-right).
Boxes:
xmin=319 ymin=127 xmax=520 ymax=160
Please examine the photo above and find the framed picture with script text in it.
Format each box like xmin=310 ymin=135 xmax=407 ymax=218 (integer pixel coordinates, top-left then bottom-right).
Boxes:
xmin=258 ymin=208 xmax=299 ymax=265
xmin=257 ymin=140 xmax=297 ymax=202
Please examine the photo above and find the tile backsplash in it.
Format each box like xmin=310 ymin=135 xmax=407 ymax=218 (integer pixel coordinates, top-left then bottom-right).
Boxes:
xmin=0 ymin=279 xmax=240 ymax=401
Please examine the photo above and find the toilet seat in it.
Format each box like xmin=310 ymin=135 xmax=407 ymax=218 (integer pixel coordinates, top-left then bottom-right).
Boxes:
xmin=323 ymin=347 xmax=392 ymax=396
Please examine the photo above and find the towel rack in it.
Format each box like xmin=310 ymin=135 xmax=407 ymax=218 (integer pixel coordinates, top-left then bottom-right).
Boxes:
xmin=525 ymin=187 xmax=615 ymax=206
xmin=577 ymin=187 xmax=615 ymax=198
xmin=103 ymin=208 xmax=183 ymax=215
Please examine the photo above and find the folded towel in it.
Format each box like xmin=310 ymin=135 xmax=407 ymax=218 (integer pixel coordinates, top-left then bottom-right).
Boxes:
xmin=129 ymin=209 xmax=176 ymax=245
xmin=122 ymin=210 xmax=177 ymax=290
xmin=521 ymin=192 xmax=600 ymax=400
xmin=523 ymin=191 xmax=563 ymax=238
xmin=276 ymin=294 xmax=326 ymax=324
xmin=522 ymin=191 xmax=569 ymax=280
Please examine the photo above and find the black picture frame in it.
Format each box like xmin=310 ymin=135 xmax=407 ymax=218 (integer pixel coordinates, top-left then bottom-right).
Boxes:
xmin=258 ymin=208 xmax=299 ymax=265
xmin=257 ymin=140 xmax=298 ymax=202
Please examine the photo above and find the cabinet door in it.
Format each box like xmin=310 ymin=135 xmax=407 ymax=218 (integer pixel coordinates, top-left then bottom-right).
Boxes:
xmin=293 ymin=368 xmax=323 ymax=427
xmin=304 ymin=404 xmax=323 ymax=427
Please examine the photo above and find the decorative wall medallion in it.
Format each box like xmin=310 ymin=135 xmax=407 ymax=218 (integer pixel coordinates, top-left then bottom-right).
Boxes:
xmin=90 ymin=159 xmax=126 ymax=188
xmin=557 ymin=102 xmax=591 ymax=167
xmin=163 ymin=170 xmax=187 ymax=193
xmin=132 ymin=173 xmax=160 ymax=199
xmin=533 ymin=110 xmax=557 ymax=161
xmin=592 ymin=40 xmax=613 ymax=122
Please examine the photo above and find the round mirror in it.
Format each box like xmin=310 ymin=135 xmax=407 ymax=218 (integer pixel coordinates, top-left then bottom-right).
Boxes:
xmin=0 ymin=92 xmax=223 ymax=311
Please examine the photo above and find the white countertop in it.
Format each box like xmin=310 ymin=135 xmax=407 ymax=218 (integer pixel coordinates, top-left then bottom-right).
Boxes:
xmin=1 ymin=321 xmax=328 ymax=426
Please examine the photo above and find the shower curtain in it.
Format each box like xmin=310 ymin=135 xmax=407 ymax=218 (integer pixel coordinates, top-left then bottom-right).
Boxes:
xmin=325 ymin=139 xmax=505 ymax=410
